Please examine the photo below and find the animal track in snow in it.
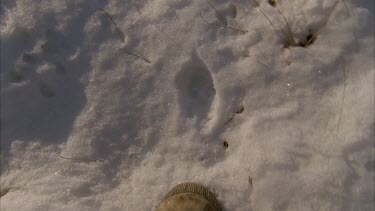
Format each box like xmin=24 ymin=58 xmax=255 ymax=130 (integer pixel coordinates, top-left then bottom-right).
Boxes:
xmin=53 ymin=62 xmax=66 ymax=75
xmin=175 ymin=53 xmax=216 ymax=119
xmin=39 ymin=81 xmax=55 ymax=98
xmin=8 ymin=71 xmax=24 ymax=84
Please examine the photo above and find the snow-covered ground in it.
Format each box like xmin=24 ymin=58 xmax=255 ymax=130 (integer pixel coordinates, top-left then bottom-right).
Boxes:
xmin=1 ymin=0 xmax=374 ymax=210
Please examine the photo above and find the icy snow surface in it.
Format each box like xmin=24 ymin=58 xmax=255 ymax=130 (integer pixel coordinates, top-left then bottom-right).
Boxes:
xmin=1 ymin=0 xmax=374 ymax=210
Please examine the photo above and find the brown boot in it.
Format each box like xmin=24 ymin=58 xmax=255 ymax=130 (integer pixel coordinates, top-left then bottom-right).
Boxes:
xmin=155 ymin=182 xmax=222 ymax=211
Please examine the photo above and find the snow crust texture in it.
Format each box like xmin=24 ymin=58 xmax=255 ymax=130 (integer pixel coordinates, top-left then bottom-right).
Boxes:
xmin=1 ymin=0 xmax=374 ymax=210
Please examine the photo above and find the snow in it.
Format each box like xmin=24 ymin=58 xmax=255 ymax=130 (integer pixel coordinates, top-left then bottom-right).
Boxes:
xmin=1 ymin=0 xmax=374 ymax=210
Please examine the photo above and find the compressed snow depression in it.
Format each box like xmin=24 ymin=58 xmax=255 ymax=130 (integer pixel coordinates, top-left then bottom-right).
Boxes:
xmin=1 ymin=0 xmax=374 ymax=210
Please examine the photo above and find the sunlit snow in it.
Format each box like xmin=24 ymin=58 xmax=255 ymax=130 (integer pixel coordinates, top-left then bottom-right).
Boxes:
xmin=1 ymin=0 xmax=374 ymax=210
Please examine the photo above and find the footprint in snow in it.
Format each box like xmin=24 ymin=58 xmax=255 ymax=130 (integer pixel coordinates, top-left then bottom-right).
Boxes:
xmin=175 ymin=53 xmax=216 ymax=119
